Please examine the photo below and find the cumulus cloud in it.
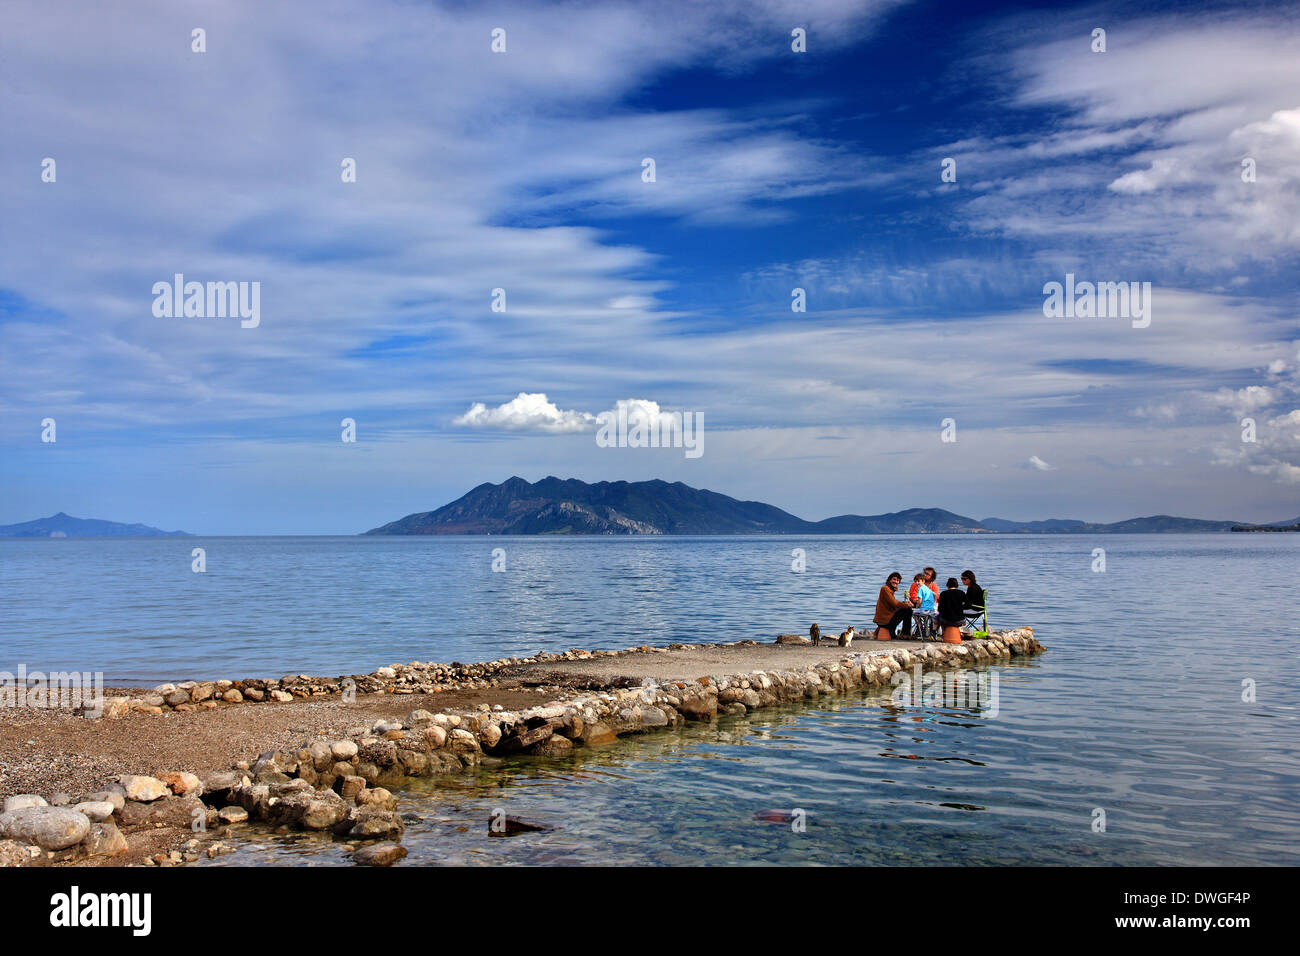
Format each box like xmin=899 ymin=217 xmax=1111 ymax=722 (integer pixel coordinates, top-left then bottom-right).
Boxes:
xmin=453 ymin=393 xmax=685 ymax=434
xmin=453 ymin=393 xmax=597 ymax=433
xmin=1025 ymin=456 xmax=1054 ymax=471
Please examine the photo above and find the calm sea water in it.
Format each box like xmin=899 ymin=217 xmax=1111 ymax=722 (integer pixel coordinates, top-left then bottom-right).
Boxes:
xmin=4 ymin=534 xmax=1299 ymax=865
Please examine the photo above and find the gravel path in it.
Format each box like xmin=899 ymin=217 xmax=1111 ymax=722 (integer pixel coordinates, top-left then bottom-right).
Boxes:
xmin=1 ymin=636 xmax=934 ymax=800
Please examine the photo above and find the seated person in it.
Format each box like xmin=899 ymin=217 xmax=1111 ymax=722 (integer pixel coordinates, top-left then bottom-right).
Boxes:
xmin=960 ymin=570 xmax=985 ymax=624
xmin=910 ymin=572 xmax=939 ymax=636
xmin=873 ymin=572 xmax=914 ymax=638
xmin=923 ymin=567 xmax=940 ymax=600
xmin=937 ymin=577 xmax=966 ymax=629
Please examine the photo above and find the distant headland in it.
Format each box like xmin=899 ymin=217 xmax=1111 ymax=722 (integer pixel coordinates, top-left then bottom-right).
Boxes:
xmin=0 ymin=513 xmax=191 ymax=538
xmin=363 ymin=476 xmax=1299 ymax=536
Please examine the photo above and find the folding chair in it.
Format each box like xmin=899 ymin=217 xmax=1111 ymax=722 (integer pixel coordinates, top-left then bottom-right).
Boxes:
xmin=962 ymin=588 xmax=989 ymax=638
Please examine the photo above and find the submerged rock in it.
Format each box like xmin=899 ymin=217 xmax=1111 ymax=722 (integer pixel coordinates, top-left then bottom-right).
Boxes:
xmin=353 ymin=842 xmax=407 ymax=866
xmin=488 ymin=813 xmax=550 ymax=837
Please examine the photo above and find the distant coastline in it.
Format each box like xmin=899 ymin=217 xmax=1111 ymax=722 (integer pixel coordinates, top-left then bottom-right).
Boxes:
xmin=7 ymin=482 xmax=1295 ymax=538
xmin=363 ymin=476 xmax=1299 ymax=537
xmin=0 ymin=513 xmax=190 ymax=538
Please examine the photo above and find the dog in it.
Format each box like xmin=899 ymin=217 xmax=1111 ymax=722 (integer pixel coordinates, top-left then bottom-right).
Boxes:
xmin=838 ymin=626 xmax=856 ymax=647
xmin=809 ymin=623 xmax=820 ymax=645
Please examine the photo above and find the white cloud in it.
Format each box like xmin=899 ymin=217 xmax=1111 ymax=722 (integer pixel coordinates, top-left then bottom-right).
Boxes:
xmin=936 ymin=13 xmax=1300 ymax=272
xmin=1025 ymin=455 xmax=1054 ymax=471
xmin=453 ymin=394 xmax=687 ymax=435
xmin=453 ymin=393 xmax=597 ymax=433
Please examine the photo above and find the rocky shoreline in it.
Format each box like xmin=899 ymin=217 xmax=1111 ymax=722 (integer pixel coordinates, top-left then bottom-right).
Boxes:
xmin=0 ymin=627 xmax=1042 ymax=867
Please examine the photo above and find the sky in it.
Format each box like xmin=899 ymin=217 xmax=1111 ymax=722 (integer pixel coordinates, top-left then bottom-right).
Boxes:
xmin=1 ymin=0 xmax=1298 ymax=534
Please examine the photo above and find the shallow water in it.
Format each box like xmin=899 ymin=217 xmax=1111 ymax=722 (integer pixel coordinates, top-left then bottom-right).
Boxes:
xmin=199 ymin=656 xmax=1298 ymax=867
xmin=5 ymin=533 xmax=1298 ymax=865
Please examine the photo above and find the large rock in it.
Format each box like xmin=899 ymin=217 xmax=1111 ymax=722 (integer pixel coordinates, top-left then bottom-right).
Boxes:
xmin=447 ymin=729 xmax=481 ymax=755
xmin=581 ymin=721 xmax=618 ymax=745
xmin=500 ymin=724 xmax=552 ymax=752
xmin=73 ymin=801 xmax=116 ymax=823
xmin=530 ymin=735 xmax=574 ymax=757
xmin=159 ymin=772 xmax=203 ymax=797
xmin=347 ymin=807 xmax=404 ymax=840
xmin=640 ymin=706 xmax=669 ymax=727
xmin=118 ymin=796 xmax=205 ymax=829
xmin=355 ymin=787 xmax=396 ymax=811
xmin=83 ymin=821 xmax=128 ymax=857
xmin=218 ymin=806 xmax=249 ymax=824
xmin=330 ymin=740 xmax=358 ymax=761
xmin=677 ymin=694 xmax=718 ymax=721
xmin=201 ymin=771 xmax=249 ymax=802
xmin=271 ymin=791 xmax=349 ymax=830
xmin=119 ymin=775 xmax=169 ymax=802
xmin=308 ymin=741 xmax=335 ymax=770
xmin=2 ymin=795 xmax=47 ymax=814
xmin=0 ymin=807 xmax=91 ymax=851
xmin=337 ymin=775 xmax=366 ymax=800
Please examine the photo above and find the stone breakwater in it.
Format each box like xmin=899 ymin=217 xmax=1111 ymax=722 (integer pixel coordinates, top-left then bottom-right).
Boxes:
xmin=80 ymin=642 xmax=768 ymax=718
xmin=2 ymin=627 xmax=1041 ymax=867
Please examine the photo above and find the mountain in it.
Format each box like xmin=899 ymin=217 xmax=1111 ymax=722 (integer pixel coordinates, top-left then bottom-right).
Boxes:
xmin=365 ymin=477 xmax=1289 ymax=536
xmin=978 ymin=517 xmax=1089 ymax=532
xmin=983 ymin=515 xmax=1241 ymax=533
xmin=365 ymin=476 xmax=811 ymax=535
xmin=0 ymin=513 xmax=191 ymax=537
xmin=812 ymin=508 xmax=989 ymax=534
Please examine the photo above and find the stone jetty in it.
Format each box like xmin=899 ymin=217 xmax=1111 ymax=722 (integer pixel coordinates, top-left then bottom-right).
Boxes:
xmin=0 ymin=627 xmax=1042 ymax=866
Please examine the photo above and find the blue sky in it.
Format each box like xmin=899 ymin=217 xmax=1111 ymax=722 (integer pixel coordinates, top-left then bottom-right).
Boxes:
xmin=2 ymin=0 xmax=1298 ymax=533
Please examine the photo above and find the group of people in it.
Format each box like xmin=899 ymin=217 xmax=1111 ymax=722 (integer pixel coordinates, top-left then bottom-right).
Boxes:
xmin=873 ymin=567 xmax=985 ymax=641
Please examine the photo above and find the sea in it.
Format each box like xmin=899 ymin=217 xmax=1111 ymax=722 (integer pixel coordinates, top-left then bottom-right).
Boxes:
xmin=2 ymin=533 xmax=1297 ymax=865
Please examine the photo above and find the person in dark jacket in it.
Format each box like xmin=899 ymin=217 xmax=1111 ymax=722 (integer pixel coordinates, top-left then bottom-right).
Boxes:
xmin=937 ymin=577 xmax=966 ymax=629
xmin=960 ymin=570 xmax=984 ymax=610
